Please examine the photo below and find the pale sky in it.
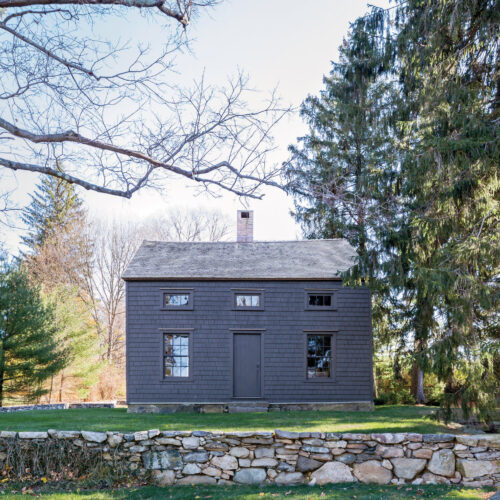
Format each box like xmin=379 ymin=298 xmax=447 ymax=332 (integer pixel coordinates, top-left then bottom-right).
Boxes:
xmin=2 ymin=0 xmax=390 ymax=254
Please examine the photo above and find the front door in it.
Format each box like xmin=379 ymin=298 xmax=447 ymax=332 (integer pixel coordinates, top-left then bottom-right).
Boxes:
xmin=233 ymin=333 xmax=261 ymax=398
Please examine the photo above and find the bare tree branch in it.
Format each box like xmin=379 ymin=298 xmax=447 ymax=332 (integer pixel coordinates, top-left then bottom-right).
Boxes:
xmin=0 ymin=0 xmax=289 ymax=200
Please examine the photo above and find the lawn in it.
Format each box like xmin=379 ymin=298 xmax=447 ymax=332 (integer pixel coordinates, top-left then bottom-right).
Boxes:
xmin=0 ymin=484 xmax=496 ymax=499
xmin=0 ymin=405 xmax=460 ymax=434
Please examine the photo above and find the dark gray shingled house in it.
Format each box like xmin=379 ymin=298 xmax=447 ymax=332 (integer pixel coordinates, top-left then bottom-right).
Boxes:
xmin=122 ymin=210 xmax=373 ymax=413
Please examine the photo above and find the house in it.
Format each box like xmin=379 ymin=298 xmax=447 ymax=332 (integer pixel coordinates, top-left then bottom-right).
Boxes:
xmin=122 ymin=211 xmax=373 ymax=413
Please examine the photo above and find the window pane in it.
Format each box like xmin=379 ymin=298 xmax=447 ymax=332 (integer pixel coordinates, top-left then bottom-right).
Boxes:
xmin=236 ymin=294 xmax=260 ymax=307
xmin=307 ymin=335 xmax=332 ymax=379
xmin=165 ymin=294 xmax=189 ymax=306
xmin=164 ymin=334 xmax=190 ymax=377
xmin=308 ymin=294 xmax=333 ymax=307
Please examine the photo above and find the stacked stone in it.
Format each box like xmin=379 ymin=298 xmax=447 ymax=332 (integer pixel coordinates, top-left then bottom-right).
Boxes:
xmin=0 ymin=430 xmax=498 ymax=487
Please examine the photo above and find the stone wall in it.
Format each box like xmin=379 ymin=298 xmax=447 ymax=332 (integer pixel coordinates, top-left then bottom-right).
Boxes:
xmin=0 ymin=430 xmax=498 ymax=487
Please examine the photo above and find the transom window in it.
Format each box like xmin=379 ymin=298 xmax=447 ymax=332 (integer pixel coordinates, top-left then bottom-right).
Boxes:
xmin=309 ymin=294 xmax=331 ymax=307
xmin=305 ymin=291 xmax=335 ymax=310
xmin=236 ymin=294 xmax=260 ymax=307
xmin=307 ymin=334 xmax=332 ymax=378
xmin=232 ymin=290 xmax=264 ymax=310
xmin=164 ymin=333 xmax=190 ymax=378
xmin=165 ymin=294 xmax=189 ymax=306
xmin=161 ymin=290 xmax=193 ymax=310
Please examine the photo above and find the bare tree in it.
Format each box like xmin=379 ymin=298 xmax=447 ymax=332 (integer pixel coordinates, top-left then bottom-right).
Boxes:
xmin=0 ymin=1 xmax=289 ymax=200
xmin=145 ymin=207 xmax=232 ymax=242
xmin=83 ymin=208 xmax=232 ymax=363
xmin=82 ymin=219 xmax=138 ymax=363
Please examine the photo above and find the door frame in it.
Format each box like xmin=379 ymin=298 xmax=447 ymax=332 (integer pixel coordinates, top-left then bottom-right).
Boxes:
xmin=230 ymin=329 xmax=265 ymax=399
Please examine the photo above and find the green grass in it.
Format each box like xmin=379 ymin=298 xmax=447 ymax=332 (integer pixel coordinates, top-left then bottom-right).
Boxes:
xmin=0 ymin=405 xmax=459 ymax=434
xmin=0 ymin=484 xmax=495 ymax=499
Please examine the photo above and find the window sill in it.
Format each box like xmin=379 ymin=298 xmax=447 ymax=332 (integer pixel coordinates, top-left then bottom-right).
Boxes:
xmin=232 ymin=307 xmax=265 ymax=312
xmin=304 ymin=308 xmax=337 ymax=312
xmin=160 ymin=307 xmax=193 ymax=311
xmin=305 ymin=377 xmax=336 ymax=383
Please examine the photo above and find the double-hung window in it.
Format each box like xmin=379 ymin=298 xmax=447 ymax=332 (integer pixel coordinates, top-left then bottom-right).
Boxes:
xmin=164 ymin=333 xmax=190 ymax=378
xmin=306 ymin=333 xmax=333 ymax=379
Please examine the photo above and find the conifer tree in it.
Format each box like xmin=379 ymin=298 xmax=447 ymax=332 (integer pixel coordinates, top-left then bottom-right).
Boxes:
xmin=21 ymin=167 xmax=90 ymax=290
xmin=21 ymin=165 xmax=84 ymax=252
xmin=0 ymin=258 xmax=67 ymax=405
xmin=286 ymin=15 xmax=404 ymax=398
xmin=386 ymin=0 xmax=500 ymax=422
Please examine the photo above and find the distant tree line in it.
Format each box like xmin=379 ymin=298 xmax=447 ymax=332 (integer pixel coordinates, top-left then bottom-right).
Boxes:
xmin=0 ymin=175 xmax=231 ymax=405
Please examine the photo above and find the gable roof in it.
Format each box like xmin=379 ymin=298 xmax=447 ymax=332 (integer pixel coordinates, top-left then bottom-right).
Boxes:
xmin=122 ymin=239 xmax=357 ymax=281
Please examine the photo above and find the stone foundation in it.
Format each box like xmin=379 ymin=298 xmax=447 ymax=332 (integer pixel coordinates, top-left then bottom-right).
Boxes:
xmin=127 ymin=401 xmax=374 ymax=414
xmin=1 ymin=429 xmax=498 ymax=487
xmin=0 ymin=402 xmax=115 ymax=413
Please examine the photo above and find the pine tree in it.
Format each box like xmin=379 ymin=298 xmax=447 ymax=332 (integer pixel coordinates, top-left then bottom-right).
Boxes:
xmin=286 ymin=15 xmax=405 ymax=399
xmin=387 ymin=0 xmax=500 ymax=422
xmin=287 ymin=0 xmax=499 ymax=420
xmin=21 ymin=168 xmax=90 ymax=290
xmin=0 ymin=258 xmax=67 ymax=405
xmin=21 ymin=166 xmax=84 ymax=252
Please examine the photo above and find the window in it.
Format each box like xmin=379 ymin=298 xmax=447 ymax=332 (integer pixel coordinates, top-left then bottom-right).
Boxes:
xmin=307 ymin=334 xmax=332 ymax=379
xmin=305 ymin=291 xmax=335 ymax=310
xmin=161 ymin=290 xmax=193 ymax=310
xmin=164 ymin=333 xmax=190 ymax=378
xmin=232 ymin=290 xmax=264 ymax=310
xmin=236 ymin=294 xmax=260 ymax=307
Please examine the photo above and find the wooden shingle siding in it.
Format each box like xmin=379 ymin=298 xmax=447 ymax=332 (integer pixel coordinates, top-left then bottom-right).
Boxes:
xmin=126 ymin=280 xmax=372 ymax=404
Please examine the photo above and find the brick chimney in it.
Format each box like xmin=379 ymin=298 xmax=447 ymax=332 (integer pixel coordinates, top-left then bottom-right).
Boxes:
xmin=237 ymin=210 xmax=253 ymax=243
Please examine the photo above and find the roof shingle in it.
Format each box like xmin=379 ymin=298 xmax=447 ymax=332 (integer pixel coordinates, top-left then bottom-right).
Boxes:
xmin=122 ymin=239 xmax=357 ymax=280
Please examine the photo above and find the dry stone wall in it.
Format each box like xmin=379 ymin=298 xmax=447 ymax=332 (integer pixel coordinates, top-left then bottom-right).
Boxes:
xmin=1 ymin=430 xmax=498 ymax=487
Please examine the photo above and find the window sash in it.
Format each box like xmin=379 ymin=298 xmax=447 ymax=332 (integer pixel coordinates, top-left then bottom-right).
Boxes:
xmin=235 ymin=294 xmax=260 ymax=308
xmin=306 ymin=334 xmax=332 ymax=379
xmin=164 ymin=293 xmax=190 ymax=307
xmin=164 ymin=333 xmax=190 ymax=378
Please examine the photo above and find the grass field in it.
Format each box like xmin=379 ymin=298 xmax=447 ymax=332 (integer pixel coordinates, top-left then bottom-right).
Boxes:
xmin=0 ymin=405 xmax=459 ymax=434
xmin=0 ymin=483 xmax=496 ymax=499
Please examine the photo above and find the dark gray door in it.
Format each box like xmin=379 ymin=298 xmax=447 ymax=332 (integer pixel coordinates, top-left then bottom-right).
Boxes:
xmin=233 ymin=334 xmax=261 ymax=397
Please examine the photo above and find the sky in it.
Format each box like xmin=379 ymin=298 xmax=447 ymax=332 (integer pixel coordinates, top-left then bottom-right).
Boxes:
xmin=1 ymin=0 xmax=390 ymax=253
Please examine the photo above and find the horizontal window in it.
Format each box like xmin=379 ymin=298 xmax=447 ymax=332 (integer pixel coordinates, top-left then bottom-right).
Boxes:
xmin=307 ymin=334 xmax=332 ymax=379
xmin=232 ymin=290 xmax=264 ymax=310
xmin=161 ymin=290 xmax=193 ymax=310
xmin=236 ymin=294 xmax=260 ymax=307
xmin=164 ymin=333 xmax=190 ymax=378
xmin=305 ymin=291 xmax=335 ymax=310
xmin=165 ymin=294 xmax=189 ymax=306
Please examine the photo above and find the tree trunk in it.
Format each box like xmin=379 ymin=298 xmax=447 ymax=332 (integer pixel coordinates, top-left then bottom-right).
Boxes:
xmin=58 ymin=372 xmax=64 ymax=403
xmin=0 ymin=342 xmax=5 ymax=407
xmin=48 ymin=375 xmax=54 ymax=404
xmin=411 ymin=362 xmax=426 ymax=404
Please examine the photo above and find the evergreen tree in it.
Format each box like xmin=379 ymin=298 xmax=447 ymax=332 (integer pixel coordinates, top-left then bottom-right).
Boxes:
xmin=386 ymin=0 xmax=500 ymax=422
xmin=287 ymin=0 xmax=499 ymax=420
xmin=285 ymin=15 xmax=405 ymax=398
xmin=21 ymin=168 xmax=90 ymax=290
xmin=0 ymin=258 xmax=67 ymax=405
xmin=21 ymin=166 xmax=84 ymax=253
